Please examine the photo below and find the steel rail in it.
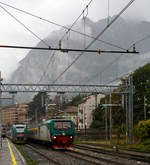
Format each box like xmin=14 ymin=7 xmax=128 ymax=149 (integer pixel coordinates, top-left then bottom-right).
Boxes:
xmin=25 ymin=144 xmax=61 ymax=165
xmin=74 ymin=144 xmax=150 ymax=163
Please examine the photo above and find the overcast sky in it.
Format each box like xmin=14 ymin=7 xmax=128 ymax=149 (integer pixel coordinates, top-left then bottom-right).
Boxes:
xmin=0 ymin=0 xmax=150 ymax=80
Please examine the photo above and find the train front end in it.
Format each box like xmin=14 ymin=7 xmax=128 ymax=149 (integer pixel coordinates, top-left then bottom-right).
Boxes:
xmin=50 ymin=119 xmax=74 ymax=149
xmin=12 ymin=124 xmax=27 ymax=144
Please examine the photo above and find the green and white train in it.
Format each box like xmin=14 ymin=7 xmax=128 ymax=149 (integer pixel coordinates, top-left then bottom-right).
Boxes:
xmin=8 ymin=124 xmax=27 ymax=144
xmin=28 ymin=119 xmax=75 ymax=149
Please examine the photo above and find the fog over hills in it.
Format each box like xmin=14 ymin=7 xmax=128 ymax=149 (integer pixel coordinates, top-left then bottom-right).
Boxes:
xmin=9 ymin=16 xmax=150 ymax=86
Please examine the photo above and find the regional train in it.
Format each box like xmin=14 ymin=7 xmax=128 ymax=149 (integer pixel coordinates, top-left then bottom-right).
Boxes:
xmin=28 ymin=119 xmax=75 ymax=149
xmin=7 ymin=124 xmax=27 ymax=144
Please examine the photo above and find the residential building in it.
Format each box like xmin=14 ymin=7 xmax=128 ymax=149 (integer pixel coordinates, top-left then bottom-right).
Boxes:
xmin=78 ymin=94 xmax=105 ymax=129
xmin=1 ymin=102 xmax=28 ymax=126
xmin=64 ymin=106 xmax=78 ymax=128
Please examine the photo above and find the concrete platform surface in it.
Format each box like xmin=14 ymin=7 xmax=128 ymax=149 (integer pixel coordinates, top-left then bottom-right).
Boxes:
xmin=0 ymin=138 xmax=26 ymax=165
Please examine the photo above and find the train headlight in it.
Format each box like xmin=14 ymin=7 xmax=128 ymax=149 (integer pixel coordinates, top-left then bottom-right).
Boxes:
xmin=52 ymin=135 xmax=56 ymax=140
xmin=62 ymin=132 xmax=65 ymax=136
xmin=70 ymin=136 xmax=72 ymax=139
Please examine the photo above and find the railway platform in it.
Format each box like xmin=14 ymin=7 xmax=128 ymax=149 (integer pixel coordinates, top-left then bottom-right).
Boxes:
xmin=0 ymin=138 xmax=26 ymax=165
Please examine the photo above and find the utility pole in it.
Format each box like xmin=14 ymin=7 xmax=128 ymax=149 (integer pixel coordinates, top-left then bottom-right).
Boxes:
xmin=129 ymin=76 xmax=133 ymax=144
xmin=144 ymin=95 xmax=146 ymax=120
xmin=109 ymin=93 xmax=112 ymax=144
xmin=0 ymin=72 xmax=3 ymax=148
xmin=35 ymin=108 xmax=38 ymax=126
xmin=45 ymin=95 xmax=48 ymax=121
xmin=125 ymin=76 xmax=133 ymax=144
xmin=95 ymin=94 xmax=98 ymax=108
xmin=125 ymin=79 xmax=129 ymax=144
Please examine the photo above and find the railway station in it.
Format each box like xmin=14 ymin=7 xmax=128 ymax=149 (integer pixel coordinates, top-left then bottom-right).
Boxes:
xmin=1 ymin=0 xmax=150 ymax=164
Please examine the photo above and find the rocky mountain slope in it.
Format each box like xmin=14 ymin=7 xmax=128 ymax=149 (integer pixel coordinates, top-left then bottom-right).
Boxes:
xmin=9 ymin=16 xmax=150 ymax=85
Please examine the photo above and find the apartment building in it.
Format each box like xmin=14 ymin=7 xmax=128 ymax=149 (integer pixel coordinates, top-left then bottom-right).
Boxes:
xmin=1 ymin=102 xmax=28 ymax=126
xmin=78 ymin=94 xmax=105 ymax=129
xmin=64 ymin=106 xmax=78 ymax=128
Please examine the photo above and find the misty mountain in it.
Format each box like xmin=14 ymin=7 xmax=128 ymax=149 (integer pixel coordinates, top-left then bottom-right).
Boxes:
xmin=9 ymin=16 xmax=150 ymax=86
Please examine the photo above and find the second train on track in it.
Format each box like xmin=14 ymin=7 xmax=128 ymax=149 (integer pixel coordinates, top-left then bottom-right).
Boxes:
xmin=28 ymin=119 xmax=75 ymax=149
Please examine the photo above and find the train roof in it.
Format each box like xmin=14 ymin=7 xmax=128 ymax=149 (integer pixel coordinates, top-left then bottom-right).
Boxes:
xmin=38 ymin=119 xmax=73 ymax=126
xmin=12 ymin=124 xmax=27 ymax=128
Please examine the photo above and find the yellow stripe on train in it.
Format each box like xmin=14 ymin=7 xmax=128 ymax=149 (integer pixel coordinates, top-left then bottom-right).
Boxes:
xmin=28 ymin=127 xmax=38 ymax=131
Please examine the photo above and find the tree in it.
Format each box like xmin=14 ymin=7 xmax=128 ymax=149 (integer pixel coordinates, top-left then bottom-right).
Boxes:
xmin=28 ymin=92 xmax=47 ymax=122
xmin=133 ymin=64 xmax=150 ymax=124
xmin=90 ymin=98 xmax=106 ymax=128
xmin=65 ymin=94 xmax=85 ymax=106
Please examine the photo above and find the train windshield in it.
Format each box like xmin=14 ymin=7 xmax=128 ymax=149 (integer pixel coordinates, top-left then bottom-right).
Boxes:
xmin=16 ymin=127 xmax=26 ymax=133
xmin=53 ymin=121 xmax=71 ymax=130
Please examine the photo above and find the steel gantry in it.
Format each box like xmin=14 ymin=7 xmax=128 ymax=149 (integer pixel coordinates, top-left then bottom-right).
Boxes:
xmin=0 ymin=82 xmax=133 ymax=145
xmin=1 ymin=83 xmax=127 ymax=94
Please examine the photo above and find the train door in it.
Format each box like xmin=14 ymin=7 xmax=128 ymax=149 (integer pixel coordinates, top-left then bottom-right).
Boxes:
xmin=40 ymin=125 xmax=49 ymax=141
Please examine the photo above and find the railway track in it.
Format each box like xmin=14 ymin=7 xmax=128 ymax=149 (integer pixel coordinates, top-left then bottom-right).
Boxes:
xmin=19 ymin=142 xmax=150 ymax=165
xmin=66 ymin=148 xmax=125 ymax=165
xmin=74 ymin=144 xmax=150 ymax=164
xmin=24 ymin=144 xmax=61 ymax=165
xmin=25 ymin=142 xmax=124 ymax=165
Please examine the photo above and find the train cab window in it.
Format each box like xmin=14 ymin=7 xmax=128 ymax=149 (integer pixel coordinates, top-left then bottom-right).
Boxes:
xmin=54 ymin=121 xmax=71 ymax=130
xmin=16 ymin=127 xmax=25 ymax=133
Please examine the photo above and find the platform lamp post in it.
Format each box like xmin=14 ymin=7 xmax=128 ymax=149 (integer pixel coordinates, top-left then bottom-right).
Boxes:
xmin=0 ymin=72 xmax=3 ymax=148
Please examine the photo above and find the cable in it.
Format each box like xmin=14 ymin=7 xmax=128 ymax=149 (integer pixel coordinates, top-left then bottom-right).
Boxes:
xmin=0 ymin=1 xmax=126 ymax=50
xmin=105 ymin=71 xmax=132 ymax=84
xmin=128 ymin=34 xmax=150 ymax=50
xmin=36 ymin=0 xmax=94 ymax=83
xmin=107 ymin=0 xmax=110 ymax=25
xmin=38 ymin=51 xmax=56 ymax=83
xmin=0 ymin=5 xmax=50 ymax=47
xmin=52 ymin=0 xmax=136 ymax=84
xmin=60 ymin=0 xmax=93 ymax=41
xmin=36 ymin=0 xmax=94 ymax=84
xmin=82 ymin=54 xmax=123 ymax=83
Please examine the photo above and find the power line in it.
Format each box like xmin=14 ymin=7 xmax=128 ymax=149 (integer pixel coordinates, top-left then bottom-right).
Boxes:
xmin=60 ymin=0 xmax=94 ymax=41
xmin=38 ymin=0 xmax=94 ymax=84
xmin=105 ymin=71 xmax=132 ymax=84
xmin=128 ymin=34 xmax=150 ymax=50
xmin=82 ymin=0 xmax=145 ymax=84
xmin=0 ymin=1 xmax=126 ymax=50
xmin=52 ymin=0 xmax=136 ymax=84
xmin=82 ymin=54 xmax=123 ymax=84
xmin=38 ymin=51 xmax=56 ymax=83
xmin=0 ymin=5 xmax=50 ymax=47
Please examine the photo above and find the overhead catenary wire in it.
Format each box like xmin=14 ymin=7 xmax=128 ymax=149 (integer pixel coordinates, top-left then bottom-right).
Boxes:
xmin=92 ymin=19 xmax=150 ymax=85
xmin=105 ymin=71 xmax=133 ymax=85
xmin=128 ymin=34 xmax=150 ymax=50
xmin=0 ymin=1 xmax=126 ymax=51
xmin=60 ymin=0 xmax=93 ymax=41
xmin=52 ymin=0 xmax=136 ymax=84
xmin=82 ymin=54 xmax=123 ymax=84
xmin=37 ymin=0 xmax=94 ymax=84
xmin=0 ymin=5 xmax=50 ymax=47
xmin=82 ymin=0 xmax=150 ymax=85
xmin=38 ymin=51 xmax=56 ymax=83
xmin=107 ymin=0 xmax=110 ymax=25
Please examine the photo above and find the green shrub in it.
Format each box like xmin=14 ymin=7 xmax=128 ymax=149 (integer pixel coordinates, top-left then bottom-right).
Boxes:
xmin=133 ymin=119 xmax=150 ymax=141
xmin=117 ymin=124 xmax=126 ymax=137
